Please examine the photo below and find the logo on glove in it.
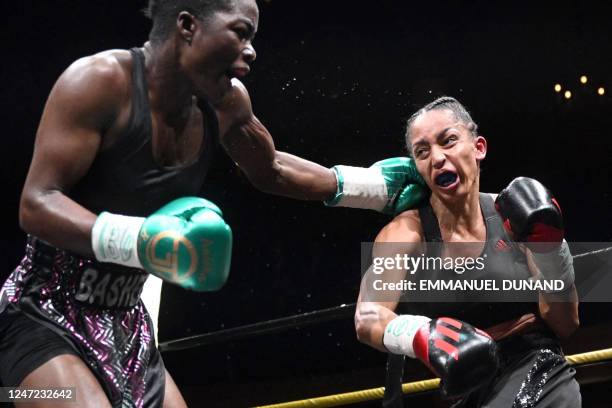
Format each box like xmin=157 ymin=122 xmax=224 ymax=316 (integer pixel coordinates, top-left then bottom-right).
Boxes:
xmin=432 ymin=317 xmax=462 ymax=361
xmin=145 ymin=231 xmax=198 ymax=283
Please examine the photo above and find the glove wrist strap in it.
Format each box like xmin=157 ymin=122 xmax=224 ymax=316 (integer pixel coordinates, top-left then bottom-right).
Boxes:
xmin=383 ymin=315 xmax=431 ymax=358
xmin=91 ymin=212 xmax=145 ymax=269
xmin=325 ymin=165 xmax=389 ymax=211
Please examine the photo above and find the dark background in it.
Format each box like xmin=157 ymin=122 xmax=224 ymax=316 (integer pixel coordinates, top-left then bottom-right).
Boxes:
xmin=2 ymin=1 xmax=612 ymax=406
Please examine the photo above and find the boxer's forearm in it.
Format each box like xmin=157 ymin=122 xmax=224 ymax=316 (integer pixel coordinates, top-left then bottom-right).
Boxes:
xmin=522 ymin=244 xmax=579 ymax=339
xmin=221 ymin=114 xmax=337 ymax=200
xmin=19 ymin=190 xmax=97 ymax=256
xmin=355 ymin=301 xmax=398 ymax=352
xmin=538 ymin=285 xmax=580 ymax=339
xmin=252 ymin=151 xmax=336 ymax=200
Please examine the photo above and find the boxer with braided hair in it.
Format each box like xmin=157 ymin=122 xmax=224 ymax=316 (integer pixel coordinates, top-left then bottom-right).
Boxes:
xmin=356 ymin=97 xmax=581 ymax=407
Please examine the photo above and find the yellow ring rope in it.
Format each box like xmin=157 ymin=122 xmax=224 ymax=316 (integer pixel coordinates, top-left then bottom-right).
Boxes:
xmin=255 ymin=348 xmax=612 ymax=408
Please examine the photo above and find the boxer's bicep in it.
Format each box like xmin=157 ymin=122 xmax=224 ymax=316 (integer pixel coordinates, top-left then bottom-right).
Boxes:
xmin=216 ymin=81 xmax=277 ymax=182
xmin=222 ymin=114 xmax=277 ymax=177
xmin=217 ymin=82 xmax=336 ymax=198
xmin=28 ymin=102 xmax=101 ymax=197
xmin=215 ymin=78 xmax=253 ymax=137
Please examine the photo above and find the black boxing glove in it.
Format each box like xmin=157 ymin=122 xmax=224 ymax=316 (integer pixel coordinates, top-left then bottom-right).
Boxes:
xmin=383 ymin=315 xmax=499 ymax=398
xmin=495 ymin=177 xmax=563 ymax=251
xmin=495 ymin=177 xmax=574 ymax=292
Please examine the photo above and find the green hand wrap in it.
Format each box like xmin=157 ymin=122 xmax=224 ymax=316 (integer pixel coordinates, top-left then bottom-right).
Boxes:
xmin=326 ymin=157 xmax=429 ymax=215
xmin=137 ymin=197 xmax=232 ymax=292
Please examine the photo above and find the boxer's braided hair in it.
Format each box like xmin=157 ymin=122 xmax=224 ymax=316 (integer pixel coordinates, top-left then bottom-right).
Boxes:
xmin=405 ymin=96 xmax=478 ymax=156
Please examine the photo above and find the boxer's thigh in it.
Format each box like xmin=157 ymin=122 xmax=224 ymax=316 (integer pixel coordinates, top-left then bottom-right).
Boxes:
xmin=0 ymin=309 xmax=80 ymax=388
xmin=18 ymin=354 xmax=111 ymax=408
xmin=163 ymin=369 xmax=187 ymax=408
xmin=0 ymin=310 xmax=110 ymax=407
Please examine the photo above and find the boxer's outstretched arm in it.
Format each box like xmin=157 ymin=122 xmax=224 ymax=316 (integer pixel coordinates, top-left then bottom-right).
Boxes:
xmin=216 ymin=79 xmax=338 ymax=201
xmin=19 ymin=55 xmax=125 ymax=255
xmin=217 ymin=79 xmax=429 ymax=212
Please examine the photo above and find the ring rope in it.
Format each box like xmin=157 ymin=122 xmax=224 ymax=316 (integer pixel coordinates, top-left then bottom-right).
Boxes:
xmin=159 ymin=303 xmax=355 ymax=352
xmin=572 ymin=246 xmax=612 ymax=259
xmin=254 ymin=348 xmax=612 ymax=408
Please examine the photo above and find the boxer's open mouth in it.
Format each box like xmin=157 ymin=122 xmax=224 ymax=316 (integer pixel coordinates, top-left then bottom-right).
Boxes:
xmin=435 ymin=171 xmax=458 ymax=187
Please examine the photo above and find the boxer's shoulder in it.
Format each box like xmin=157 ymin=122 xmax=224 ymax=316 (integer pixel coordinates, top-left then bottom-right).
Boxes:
xmin=376 ymin=209 xmax=423 ymax=243
xmin=45 ymin=50 xmax=133 ymax=133
xmin=373 ymin=210 xmax=424 ymax=259
xmin=52 ymin=50 xmax=130 ymax=116
xmin=213 ymin=78 xmax=253 ymax=131
xmin=214 ymin=78 xmax=249 ymax=108
xmin=61 ymin=50 xmax=130 ymax=91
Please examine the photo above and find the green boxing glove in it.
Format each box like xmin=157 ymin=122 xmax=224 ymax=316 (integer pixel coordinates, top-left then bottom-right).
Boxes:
xmin=91 ymin=197 xmax=232 ymax=291
xmin=326 ymin=157 xmax=429 ymax=215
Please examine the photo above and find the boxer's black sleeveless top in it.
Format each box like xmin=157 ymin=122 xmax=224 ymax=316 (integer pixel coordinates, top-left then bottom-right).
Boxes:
xmin=0 ymin=48 xmax=220 ymax=407
xmin=396 ymin=193 xmax=538 ymax=325
xmin=70 ymin=47 xmax=219 ymax=216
